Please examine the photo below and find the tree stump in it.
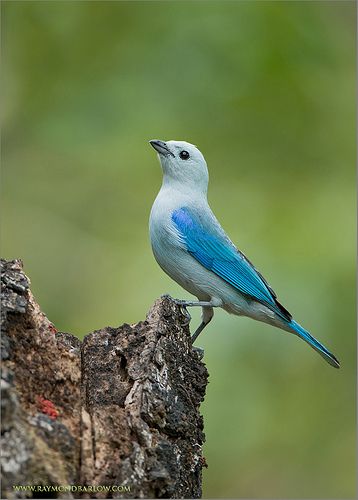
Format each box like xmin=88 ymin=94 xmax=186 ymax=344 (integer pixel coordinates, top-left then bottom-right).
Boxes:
xmin=1 ymin=259 xmax=208 ymax=499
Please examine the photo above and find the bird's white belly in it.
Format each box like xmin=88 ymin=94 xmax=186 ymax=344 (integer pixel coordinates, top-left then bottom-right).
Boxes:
xmin=151 ymin=236 xmax=208 ymax=299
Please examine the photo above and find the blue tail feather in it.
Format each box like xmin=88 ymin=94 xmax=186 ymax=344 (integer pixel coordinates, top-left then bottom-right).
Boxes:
xmin=289 ymin=320 xmax=340 ymax=369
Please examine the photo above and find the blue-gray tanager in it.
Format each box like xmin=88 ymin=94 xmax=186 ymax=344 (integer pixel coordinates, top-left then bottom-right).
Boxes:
xmin=149 ymin=139 xmax=339 ymax=368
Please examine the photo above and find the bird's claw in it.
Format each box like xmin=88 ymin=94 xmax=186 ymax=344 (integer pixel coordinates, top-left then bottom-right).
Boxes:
xmin=179 ymin=305 xmax=191 ymax=326
xmin=172 ymin=299 xmax=192 ymax=326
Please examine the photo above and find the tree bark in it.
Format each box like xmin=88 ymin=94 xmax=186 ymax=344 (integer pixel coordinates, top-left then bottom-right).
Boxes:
xmin=1 ymin=259 xmax=208 ymax=499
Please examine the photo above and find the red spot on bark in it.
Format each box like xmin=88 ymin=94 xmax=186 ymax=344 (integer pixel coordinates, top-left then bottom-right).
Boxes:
xmin=36 ymin=396 xmax=59 ymax=420
xmin=48 ymin=324 xmax=58 ymax=333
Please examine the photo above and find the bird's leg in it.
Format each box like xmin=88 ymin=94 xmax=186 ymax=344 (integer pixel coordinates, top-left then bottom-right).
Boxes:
xmin=191 ymin=322 xmax=208 ymax=344
xmin=173 ymin=299 xmax=217 ymax=323
xmin=192 ymin=306 xmax=214 ymax=343
xmin=173 ymin=299 xmax=213 ymax=327
xmin=173 ymin=300 xmax=219 ymax=358
xmin=174 ymin=300 xmax=216 ymax=308
xmin=191 ymin=306 xmax=214 ymax=360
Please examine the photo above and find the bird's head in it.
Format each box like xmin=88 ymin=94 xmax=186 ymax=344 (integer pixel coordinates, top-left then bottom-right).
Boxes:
xmin=149 ymin=139 xmax=209 ymax=194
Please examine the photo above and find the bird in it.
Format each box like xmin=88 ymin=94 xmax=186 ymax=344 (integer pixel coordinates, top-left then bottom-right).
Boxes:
xmin=149 ymin=139 xmax=340 ymax=368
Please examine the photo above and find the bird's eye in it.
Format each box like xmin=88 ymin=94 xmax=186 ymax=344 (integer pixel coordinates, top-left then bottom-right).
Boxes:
xmin=179 ymin=150 xmax=190 ymax=160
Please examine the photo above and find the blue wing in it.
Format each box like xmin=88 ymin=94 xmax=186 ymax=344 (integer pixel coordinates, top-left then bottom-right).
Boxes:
xmin=172 ymin=207 xmax=292 ymax=321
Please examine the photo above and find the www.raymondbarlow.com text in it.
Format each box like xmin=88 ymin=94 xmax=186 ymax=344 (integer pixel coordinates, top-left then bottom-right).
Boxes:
xmin=13 ymin=485 xmax=131 ymax=493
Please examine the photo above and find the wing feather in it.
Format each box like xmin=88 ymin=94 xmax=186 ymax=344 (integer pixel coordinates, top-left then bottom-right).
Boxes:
xmin=172 ymin=207 xmax=292 ymax=321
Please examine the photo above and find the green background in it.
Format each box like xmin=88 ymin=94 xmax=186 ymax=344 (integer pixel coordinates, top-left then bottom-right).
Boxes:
xmin=2 ymin=1 xmax=356 ymax=498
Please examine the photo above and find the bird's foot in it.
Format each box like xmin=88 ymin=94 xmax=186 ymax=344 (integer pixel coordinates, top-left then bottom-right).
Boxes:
xmin=172 ymin=299 xmax=192 ymax=326
xmin=192 ymin=346 xmax=205 ymax=360
xmin=180 ymin=305 xmax=192 ymax=326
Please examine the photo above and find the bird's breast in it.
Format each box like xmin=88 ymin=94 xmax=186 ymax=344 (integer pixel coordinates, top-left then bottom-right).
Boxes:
xmin=149 ymin=192 xmax=199 ymax=289
xmin=149 ymin=199 xmax=183 ymax=259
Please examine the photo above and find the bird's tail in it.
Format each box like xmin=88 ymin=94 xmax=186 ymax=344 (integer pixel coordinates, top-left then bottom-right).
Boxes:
xmin=288 ymin=320 xmax=340 ymax=369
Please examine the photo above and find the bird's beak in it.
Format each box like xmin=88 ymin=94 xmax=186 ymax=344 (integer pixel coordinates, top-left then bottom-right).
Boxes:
xmin=149 ymin=139 xmax=175 ymax=157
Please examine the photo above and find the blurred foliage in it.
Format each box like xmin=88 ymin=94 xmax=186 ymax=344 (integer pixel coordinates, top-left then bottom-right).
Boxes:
xmin=1 ymin=1 xmax=356 ymax=498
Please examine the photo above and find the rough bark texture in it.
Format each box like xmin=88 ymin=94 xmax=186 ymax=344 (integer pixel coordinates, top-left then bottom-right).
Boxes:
xmin=1 ymin=259 xmax=208 ymax=499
